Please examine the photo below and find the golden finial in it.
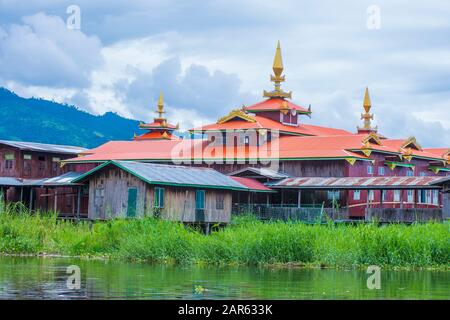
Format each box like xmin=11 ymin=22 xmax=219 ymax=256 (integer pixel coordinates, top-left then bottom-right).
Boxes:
xmin=272 ymin=40 xmax=283 ymax=77
xmin=363 ymin=87 xmax=371 ymax=113
xmin=358 ymin=87 xmax=377 ymax=132
xmin=263 ymin=41 xmax=292 ymax=99
xmin=156 ymin=91 xmax=165 ymax=119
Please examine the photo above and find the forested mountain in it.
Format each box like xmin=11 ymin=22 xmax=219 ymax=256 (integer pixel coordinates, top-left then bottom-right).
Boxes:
xmin=0 ymin=88 xmax=140 ymax=148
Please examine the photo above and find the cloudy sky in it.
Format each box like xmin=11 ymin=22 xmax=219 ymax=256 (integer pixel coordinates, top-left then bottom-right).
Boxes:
xmin=0 ymin=0 xmax=449 ymax=147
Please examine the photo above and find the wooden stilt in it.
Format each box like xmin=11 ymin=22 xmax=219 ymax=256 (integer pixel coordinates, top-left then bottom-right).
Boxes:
xmin=54 ymin=189 xmax=58 ymax=213
xmin=365 ymin=190 xmax=370 ymax=218
xmin=76 ymin=186 xmax=81 ymax=221
xmin=29 ymin=188 xmax=34 ymax=212
xmin=380 ymin=189 xmax=383 ymax=208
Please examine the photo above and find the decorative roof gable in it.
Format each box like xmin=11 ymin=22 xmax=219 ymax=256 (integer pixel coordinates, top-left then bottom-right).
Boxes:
xmin=401 ymin=136 xmax=422 ymax=151
xmin=217 ymin=109 xmax=256 ymax=124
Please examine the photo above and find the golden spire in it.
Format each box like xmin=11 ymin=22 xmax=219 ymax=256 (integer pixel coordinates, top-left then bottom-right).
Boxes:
xmin=358 ymin=87 xmax=377 ymax=133
xmin=272 ymin=40 xmax=283 ymax=77
xmin=263 ymin=41 xmax=292 ymax=99
xmin=156 ymin=91 xmax=166 ymax=120
xmin=363 ymin=87 xmax=371 ymax=113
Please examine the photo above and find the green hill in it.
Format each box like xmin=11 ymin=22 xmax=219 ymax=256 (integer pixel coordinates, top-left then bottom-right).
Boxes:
xmin=0 ymin=88 xmax=140 ymax=148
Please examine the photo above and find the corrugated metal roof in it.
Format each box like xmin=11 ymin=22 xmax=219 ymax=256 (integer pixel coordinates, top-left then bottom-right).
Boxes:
xmin=229 ymin=167 xmax=289 ymax=180
xmin=74 ymin=161 xmax=255 ymax=191
xmin=270 ymin=176 xmax=444 ymax=189
xmin=430 ymin=176 xmax=450 ymax=186
xmin=229 ymin=176 xmax=274 ymax=192
xmin=0 ymin=172 xmax=84 ymax=187
xmin=0 ymin=177 xmax=24 ymax=187
xmin=0 ymin=140 xmax=86 ymax=154
xmin=33 ymin=172 xmax=85 ymax=186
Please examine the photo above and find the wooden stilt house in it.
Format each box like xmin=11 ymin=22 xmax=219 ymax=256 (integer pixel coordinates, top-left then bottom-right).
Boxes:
xmin=72 ymin=160 xmax=271 ymax=223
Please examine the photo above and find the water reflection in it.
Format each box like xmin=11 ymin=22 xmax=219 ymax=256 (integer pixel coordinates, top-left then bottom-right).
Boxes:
xmin=0 ymin=257 xmax=448 ymax=299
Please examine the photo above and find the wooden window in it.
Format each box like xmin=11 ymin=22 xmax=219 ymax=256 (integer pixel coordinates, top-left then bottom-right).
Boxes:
xmin=382 ymin=190 xmax=387 ymax=201
xmin=353 ymin=190 xmax=361 ymax=201
xmin=406 ymin=169 xmax=414 ymax=177
xmin=418 ymin=190 xmax=425 ymax=203
xmin=367 ymin=165 xmax=374 ymax=175
xmin=327 ymin=190 xmax=340 ymax=200
xmin=23 ymin=159 xmax=32 ymax=176
xmin=4 ymin=153 xmax=14 ymax=170
xmin=195 ymin=190 xmax=205 ymax=210
xmin=407 ymin=190 xmax=414 ymax=202
xmin=38 ymin=156 xmax=46 ymax=172
xmin=23 ymin=154 xmax=32 ymax=160
xmin=368 ymin=190 xmax=375 ymax=201
xmin=378 ymin=166 xmax=385 ymax=176
xmin=154 ymin=187 xmax=165 ymax=208
xmin=94 ymin=188 xmax=105 ymax=207
xmin=432 ymin=190 xmax=439 ymax=204
xmin=216 ymin=193 xmax=224 ymax=210
xmin=394 ymin=190 xmax=401 ymax=202
xmin=52 ymin=162 xmax=59 ymax=175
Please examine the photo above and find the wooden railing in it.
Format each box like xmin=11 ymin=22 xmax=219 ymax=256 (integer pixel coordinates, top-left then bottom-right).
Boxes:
xmin=365 ymin=208 xmax=443 ymax=223
xmin=232 ymin=204 xmax=349 ymax=223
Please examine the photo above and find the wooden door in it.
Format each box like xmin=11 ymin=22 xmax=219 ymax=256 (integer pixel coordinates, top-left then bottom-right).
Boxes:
xmin=127 ymin=187 xmax=138 ymax=218
xmin=195 ymin=189 xmax=205 ymax=222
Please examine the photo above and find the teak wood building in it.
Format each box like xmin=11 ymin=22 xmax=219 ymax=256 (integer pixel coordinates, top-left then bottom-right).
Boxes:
xmin=72 ymin=160 xmax=271 ymax=223
xmin=63 ymin=42 xmax=449 ymax=219
xmin=0 ymin=140 xmax=88 ymax=215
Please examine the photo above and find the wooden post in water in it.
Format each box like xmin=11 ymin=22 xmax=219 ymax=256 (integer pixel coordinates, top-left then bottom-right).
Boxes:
xmin=400 ymin=190 xmax=404 ymax=209
xmin=54 ymin=189 xmax=58 ymax=213
xmin=29 ymin=188 xmax=34 ymax=212
xmin=0 ymin=187 xmax=5 ymax=206
xmin=380 ymin=189 xmax=383 ymax=208
xmin=45 ymin=187 xmax=49 ymax=211
xmin=365 ymin=190 xmax=370 ymax=220
xmin=76 ymin=186 xmax=81 ymax=221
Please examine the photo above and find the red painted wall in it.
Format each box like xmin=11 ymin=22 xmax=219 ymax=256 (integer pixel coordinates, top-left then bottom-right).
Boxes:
xmin=345 ymin=153 xmax=447 ymax=217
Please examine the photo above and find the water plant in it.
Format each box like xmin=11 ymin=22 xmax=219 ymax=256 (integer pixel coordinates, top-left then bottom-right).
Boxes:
xmin=0 ymin=205 xmax=448 ymax=268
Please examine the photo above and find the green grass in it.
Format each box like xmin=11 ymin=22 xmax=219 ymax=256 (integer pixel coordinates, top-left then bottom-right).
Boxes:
xmin=0 ymin=203 xmax=448 ymax=268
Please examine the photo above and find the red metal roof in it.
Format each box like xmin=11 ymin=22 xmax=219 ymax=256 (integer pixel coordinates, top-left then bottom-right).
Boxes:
xmin=381 ymin=139 xmax=442 ymax=159
xmin=244 ymin=98 xmax=309 ymax=113
xmin=270 ymin=176 xmax=444 ymax=189
xmin=192 ymin=114 xmax=352 ymax=136
xmin=229 ymin=176 xmax=274 ymax=192
xmin=63 ymin=131 xmax=446 ymax=164
xmin=424 ymin=148 xmax=450 ymax=158
xmin=63 ymin=135 xmax=374 ymax=163
xmin=134 ymin=131 xmax=180 ymax=141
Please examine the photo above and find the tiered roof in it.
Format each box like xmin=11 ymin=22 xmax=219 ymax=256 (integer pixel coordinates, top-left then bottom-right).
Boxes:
xmin=134 ymin=92 xmax=179 ymax=141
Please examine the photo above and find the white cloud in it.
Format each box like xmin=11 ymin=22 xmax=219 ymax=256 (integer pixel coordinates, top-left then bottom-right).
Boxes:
xmin=0 ymin=1 xmax=449 ymax=147
xmin=0 ymin=12 xmax=103 ymax=88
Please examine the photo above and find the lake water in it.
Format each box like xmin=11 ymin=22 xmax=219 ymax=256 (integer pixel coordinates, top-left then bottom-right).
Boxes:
xmin=0 ymin=256 xmax=448 ymax=299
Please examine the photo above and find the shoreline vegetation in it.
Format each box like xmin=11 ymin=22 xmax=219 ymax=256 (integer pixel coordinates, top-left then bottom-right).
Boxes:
xmin=0 ymin=204 xmax=448 ymax=270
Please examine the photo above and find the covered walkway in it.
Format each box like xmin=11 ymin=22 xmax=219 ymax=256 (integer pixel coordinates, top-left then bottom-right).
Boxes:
xmin=0 ymin=172 xmax=87 ymax=219
xmin=268 ymin=176 xmax=445 ymax=222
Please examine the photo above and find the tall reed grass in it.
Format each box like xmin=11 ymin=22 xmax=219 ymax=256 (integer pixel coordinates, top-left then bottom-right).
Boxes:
xmin=0 ymin=204 xmax=448 ymax=268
